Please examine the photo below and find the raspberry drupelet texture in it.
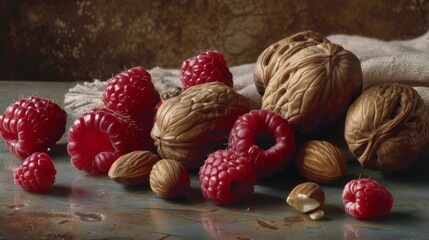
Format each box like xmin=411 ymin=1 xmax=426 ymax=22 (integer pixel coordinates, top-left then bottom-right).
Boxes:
xmin=342 ymin=178 xmax=393 ymax=219
xmin=199 ymin=149 xmax=256 ymax=205
xmin=0 ymin=96 xmax=67 ymax=158
xmin=180 ymin=50 xmax=233 ymax=89
xmin=67 ymin=107 xmax=144 ymax=174
xmin=228 ymin=109 xmax=296 ymax=177
xmin=14 ymin=152 xmax=56 ymax=191
xmin=102 ymin=66 xmax=160 ymax=114
xmin=102 ymin=66 xmax=160 ymax=151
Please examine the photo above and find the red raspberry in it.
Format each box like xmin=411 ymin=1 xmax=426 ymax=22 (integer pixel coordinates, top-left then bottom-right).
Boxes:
xmin=14 ymin=152 xmax=56 ymax=191
xmin=180 ymin=50 xmax=233 ymax=89
xmin=67 ymin=107 xmax=144 ymax=174
xmin=0 ymin=96 xmax=67 ymax=158
xmin=102 ymin=66 xmax=160 ymax=150
xmin=102 ymin=66 xmax=160 ymax=114
xmin=228 ymin=109 xmax=296 ymax=178
xmin=342 ymin=178 xmax=393 ymax=219
xmin=199 ymin=149 xmax=256 ymax=205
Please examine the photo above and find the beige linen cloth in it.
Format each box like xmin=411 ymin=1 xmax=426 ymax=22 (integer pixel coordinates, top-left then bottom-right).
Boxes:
xmin=64 ymin=30 xmax=429 ymax=116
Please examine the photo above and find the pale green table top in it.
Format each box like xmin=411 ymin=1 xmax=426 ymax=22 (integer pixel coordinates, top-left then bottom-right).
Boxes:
xmin=0 ymin=81 xmax=428 ymax=239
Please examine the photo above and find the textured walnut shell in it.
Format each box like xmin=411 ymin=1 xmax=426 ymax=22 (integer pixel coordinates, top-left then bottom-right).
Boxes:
xmin=150 ymin=159 xmax=190 ymax=198
xmin=151 ymin=82 xmax=250 ymax=168
xmin=108 ymin=150 xmax=160 ymax=185
xmin=262 ymin=42 xmax=363 ymax=135
xmin=295 ymin=140 xmax=347 ymax=184
xmin=253 ymin=30 xmax=330 ymax=95
xmin=344 ymin=83 xmax=429 ymax=173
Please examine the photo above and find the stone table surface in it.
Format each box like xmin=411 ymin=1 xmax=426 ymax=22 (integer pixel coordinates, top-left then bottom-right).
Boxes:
xmin=0 ymin=81 xmax=428 ymax=239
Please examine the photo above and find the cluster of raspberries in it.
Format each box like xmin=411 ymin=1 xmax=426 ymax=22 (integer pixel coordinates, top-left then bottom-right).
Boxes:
xmin=0 ymin=50 xmax=394 ymax=220
xmin=0 ymin=50 xmax=234 ymax=191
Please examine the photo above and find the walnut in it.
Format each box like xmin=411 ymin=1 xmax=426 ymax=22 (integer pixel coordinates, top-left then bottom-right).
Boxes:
xmin=344 ymin=83 xmax=429 ymax=173
xmin=253 ymin=30 xmax=330 ymax=95
xmin=262 ymin=42 xmax=363 ymax=135
xmin=151 ymin=82 xmax=250 ymax=169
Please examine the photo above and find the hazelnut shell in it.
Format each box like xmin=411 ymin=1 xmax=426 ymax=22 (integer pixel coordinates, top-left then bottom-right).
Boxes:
xmin=295 ymin=140 xmax=347 ymax=184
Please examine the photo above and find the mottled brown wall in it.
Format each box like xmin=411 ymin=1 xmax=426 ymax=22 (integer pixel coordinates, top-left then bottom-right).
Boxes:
xmin=1 ymin=0 xmax=429 ymax=81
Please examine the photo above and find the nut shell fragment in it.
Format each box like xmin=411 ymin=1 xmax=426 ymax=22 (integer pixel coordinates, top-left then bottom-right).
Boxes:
xmin=344 ymin=83 xmax=429 ymax=173
xmin=286 ymin=182 xmax=325 ymax=213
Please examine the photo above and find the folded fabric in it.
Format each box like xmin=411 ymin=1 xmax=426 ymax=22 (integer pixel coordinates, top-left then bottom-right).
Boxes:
xmin=64 ymin=30 xmax=429 ymax=116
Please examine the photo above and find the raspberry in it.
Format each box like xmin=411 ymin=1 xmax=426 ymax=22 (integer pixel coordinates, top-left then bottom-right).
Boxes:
xmin=102 ymin=66 xmax=160 ymax=114
xmin=342 ymin=178 xmax=393 ymax=219
xmin=228 ymin=109 xmax=296 ymax=177
xmin=14 ymin=152 xmax=56 ymax=191
xmin=102 ymin=66 xmax=160 ymax=150
xmin=67 ymin=107 xmax=144 ymax=174
xmin=0 ymin=96 xmax=67 ymax=158
xmin=199 ymin=149 xmax=256 ymax=205
xmin=180 ymin=50 xmax=233 ymax=89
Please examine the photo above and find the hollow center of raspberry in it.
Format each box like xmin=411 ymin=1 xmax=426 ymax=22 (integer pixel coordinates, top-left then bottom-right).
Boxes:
xmin=253 ymin=130 xmax=276 ymax=150
xmin=83 ymin=130 xmax=115 ymax=157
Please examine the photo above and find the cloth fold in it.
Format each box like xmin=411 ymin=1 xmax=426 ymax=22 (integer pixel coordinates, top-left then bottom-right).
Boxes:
xmin=64 ymin=30 xmax=429 ymax=116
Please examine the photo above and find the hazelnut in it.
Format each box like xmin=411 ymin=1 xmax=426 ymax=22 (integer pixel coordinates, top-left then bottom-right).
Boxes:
xmin=345 ymin=83 xmax=429 ymax=173
xmin=295 ymin=140 xmax=347 ymax=184
xmin=150 ymin=159 xmax=190 ymax=198
xmin=108 ymin=150 xmax=160 ymax=186
xmin=286 ymin=182 xmax=325 ymax=213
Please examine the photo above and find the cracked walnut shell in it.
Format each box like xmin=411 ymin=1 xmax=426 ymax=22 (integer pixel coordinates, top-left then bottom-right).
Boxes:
xmin=262 ymin=42 xmax=363 ymax=135
xmin=344 ymin=83 xmax=429 ymax=173
xmin=253 ymin=30 xmax=330 ymax=95
xmin=151 ymin=82 xmax=250 ymax=169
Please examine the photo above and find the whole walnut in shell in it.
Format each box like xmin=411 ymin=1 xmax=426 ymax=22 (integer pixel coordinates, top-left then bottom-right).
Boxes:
xmin=262 ymin=42 xmax=363 ymax=135
xmin=151 ymin=82 xmax=250 ymax=169
xmin=344 ymin=83 xmax=429 ymax=173
xmin=253 ymin=30 xmax=330 ymax=95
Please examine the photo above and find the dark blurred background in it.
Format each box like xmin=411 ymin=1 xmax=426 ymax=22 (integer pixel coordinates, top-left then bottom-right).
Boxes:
xmin=1 ymin=0 xmax=428 ymax=82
